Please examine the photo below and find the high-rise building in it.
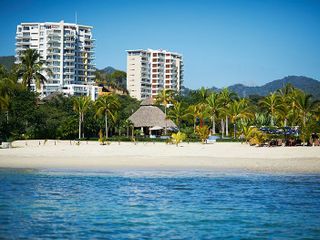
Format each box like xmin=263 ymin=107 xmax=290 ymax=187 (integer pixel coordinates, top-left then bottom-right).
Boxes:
xmin=15 ymin=21 xmax=98 ymax=99
xmin=126 ymin=49 xmax=183 ymax=100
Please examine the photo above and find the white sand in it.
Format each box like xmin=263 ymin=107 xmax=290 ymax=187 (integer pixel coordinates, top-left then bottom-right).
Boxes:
xmin=0 ymin=140 xmax=319 ymax=173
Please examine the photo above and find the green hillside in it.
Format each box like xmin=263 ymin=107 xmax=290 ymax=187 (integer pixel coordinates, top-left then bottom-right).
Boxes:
xmin=0 ymin=56 xmax=15 ymax=70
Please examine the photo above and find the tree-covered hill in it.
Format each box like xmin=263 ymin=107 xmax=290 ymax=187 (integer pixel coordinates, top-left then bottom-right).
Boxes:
xmin=206 ymin=76 xmax=320 ymax=99
xmin=0 ymin=56 xmax=15 ymax=70
xmin=95 ymin=67 xmax=127 ymax=91
xmin=100 ymin=66 xmax=117 ymax=74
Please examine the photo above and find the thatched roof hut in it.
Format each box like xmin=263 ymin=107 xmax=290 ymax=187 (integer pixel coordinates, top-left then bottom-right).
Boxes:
xmin=128 ymin=98 xmax=177 ymax=129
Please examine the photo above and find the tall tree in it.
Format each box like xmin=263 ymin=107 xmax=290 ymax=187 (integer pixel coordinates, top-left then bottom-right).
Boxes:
xmin=17 ymin=49 xmax=51 ymax=91
xmin=198 ymin=87 xmax=210 ymax=103
xmin=73 ymin=96 xmax=91 ymax=140
xmin=229 ymin=99 xmax=253 ymax=139
xmin=156 ymin=88 xmax=175 ymax=133
xmin=167 ymin=101 xmax=190 ymax=129
xmin=277 ymin=85 xmax=294 ymax=127
xmin=95 ymin=94 xmax=120 ymax=139
xmin=206 ymin=92 xmax=222 ymax=134
xmin=295 ymin=93 xmax=318 ymax=127
xmin=220 ymin=88 xmax=237 ymax=137
xmin=259 ymin=92 xmax=282 ymax=126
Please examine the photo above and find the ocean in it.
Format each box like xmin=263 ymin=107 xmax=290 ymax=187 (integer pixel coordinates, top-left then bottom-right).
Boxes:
xmin=0 ymin=168 xmax=319 ymax=239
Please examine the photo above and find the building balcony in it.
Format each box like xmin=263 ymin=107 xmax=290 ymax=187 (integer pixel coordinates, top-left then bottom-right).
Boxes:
xmin=16 ymin=46 xmax=29 ymax=51
xmin=48 ymin=32 xmax=61 ymax=37
xmin=64 ymin=45 xmax=75 ymax=50
xmin=64 ymin=58 xmax=75 ymax=62
xmin=63 ymin=64 xmax=75 ymax=68
xmin=46 ymin=58 xmax=57 ymax=62
xmin=47 ymin=52 xmax=61 ymax=56
xmin=47 ymin=38 xmax=61 ymax=43
xmin=47 ymin=45 xmax=61 ymax=49
xmin=64 ymin=33 xmax=75 ymax=37
xmin=83 ymin=38 xmax=95 ymax=42
xmin=64 ymin=52 xmax=75 ymax=56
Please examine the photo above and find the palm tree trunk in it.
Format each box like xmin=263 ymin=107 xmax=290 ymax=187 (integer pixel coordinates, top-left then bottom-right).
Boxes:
xmin=78 ymin=114 xmax=81 ymax=140
xmin=284 ymin=118 xmax=287 ymax=127
xmin=127 ymin=127 xmax=129 ymax=137
xmin=212 ymin=115 xmax=216 ymax=135
xmin=105 ymin=113 xmax=108 ymax=139
xmin=226 ymin=116 xmax=229 ymax=136
xmin=193 ymin=119 xmax=196 ymax=133
xmin=164 ymin=106 xmax=167 ymax=134
xmin=221 ymin=118 xmax=224 ymax=137
xmin=233 ymin=123 xmax=236 ymax=139
xmin=82 ymin=114 xmax=84 ymax=139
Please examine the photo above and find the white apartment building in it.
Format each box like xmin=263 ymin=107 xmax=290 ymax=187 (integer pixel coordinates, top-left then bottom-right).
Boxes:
xmin=126 ymin=49 xmax=184 ymax=100
xmin=15 ymin=21 xmax=98 ymax=100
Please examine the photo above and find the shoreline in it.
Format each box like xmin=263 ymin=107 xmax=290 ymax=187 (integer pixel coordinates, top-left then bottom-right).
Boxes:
xmin=0 ymin=140 xmax=319 ymax=173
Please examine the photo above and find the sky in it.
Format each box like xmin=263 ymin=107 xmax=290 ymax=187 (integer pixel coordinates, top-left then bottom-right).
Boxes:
xmin=1 ymin=0 xmax=320 ymax=89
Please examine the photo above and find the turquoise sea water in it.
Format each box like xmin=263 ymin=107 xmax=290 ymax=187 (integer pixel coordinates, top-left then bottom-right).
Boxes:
xmin=0 ymin=169 xmax=320 ymax=239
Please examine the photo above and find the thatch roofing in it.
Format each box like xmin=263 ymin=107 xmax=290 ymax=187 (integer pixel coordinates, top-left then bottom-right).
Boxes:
xmin=140 ymin=97 xmax=155 ymax=106
xmin=128 ymin=105 xmax=177 ymax=128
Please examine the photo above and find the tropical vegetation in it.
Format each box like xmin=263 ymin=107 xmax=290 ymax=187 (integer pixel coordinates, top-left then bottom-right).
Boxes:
xmin=0 ymin=50 xmax=319 ymax=146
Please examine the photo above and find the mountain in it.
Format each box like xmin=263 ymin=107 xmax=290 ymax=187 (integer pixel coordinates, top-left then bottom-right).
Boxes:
xmin=100 ymin=66 xmax=117 ymax=74
xmin=225 ymin=76 xmax=320 ymax=99
xmin=96 ymin=66 xmax=127 ymax=90
xmin=0 ymin=56 xmax=15 ymax=70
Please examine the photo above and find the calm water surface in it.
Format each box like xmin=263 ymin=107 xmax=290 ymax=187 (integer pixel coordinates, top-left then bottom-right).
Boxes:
xmin=0 ymin=168 xmax=320 ymax=239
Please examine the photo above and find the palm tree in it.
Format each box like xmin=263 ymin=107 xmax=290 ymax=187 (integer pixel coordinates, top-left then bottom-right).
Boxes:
xmin=123 ymin=119 xmax=134 ymax=138
xmin=259 ymin=92 xmax=282 ymax=126
xmin=229 ymin=99 xmax=253 ymax=139
xmin=219 ymin=88 xmax=237 ymax=137
xmin=187 ymin=104 xmax=198 ymax=132
xmin=17 ymin=49 xmax=51 ymax=91
xmin=73 ymin=96 xmax=91 ymax=140
xmin=295 ymin=93 xmax=318 ymax=127
xmin=277 ymin=86 xmax=293 ymax=127
xmin=167 ymin=101 xmax=190 ymax=129
xmin=198 ymin=87 xmax=210 ymax=103
xmin=288 ymin=88 xmax=304 ymax=126
xmin=155 ymin=88 xmax=175 ymax=133
xmin=95 ymin=94 xmax=120 ymax=139
xmin=186 ymin=103 xmax=208 ymax=132
xmin=196 ymin=103 xmax=209 ymax=128
xmin=206 ymin=92 xmax=222 ymax=134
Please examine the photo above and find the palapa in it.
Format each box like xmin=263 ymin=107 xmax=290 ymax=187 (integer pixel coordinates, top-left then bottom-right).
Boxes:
xmin=128 ymin=98 xmax=177 ymax=128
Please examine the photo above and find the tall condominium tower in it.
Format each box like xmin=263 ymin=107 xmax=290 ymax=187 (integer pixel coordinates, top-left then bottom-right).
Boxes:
xmin=126 ymin=49 xmax=183 ymax=100
xmin=15 ymin=21 xmax=97 ymax=99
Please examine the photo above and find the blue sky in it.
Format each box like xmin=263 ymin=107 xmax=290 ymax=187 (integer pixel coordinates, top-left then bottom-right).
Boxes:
xmin=1 ymin=0 xmax=320 ymax=89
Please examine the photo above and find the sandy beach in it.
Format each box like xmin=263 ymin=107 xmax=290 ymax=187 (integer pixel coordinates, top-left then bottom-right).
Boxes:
xmin=0 ymin=140 xmax=319 ymax=173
